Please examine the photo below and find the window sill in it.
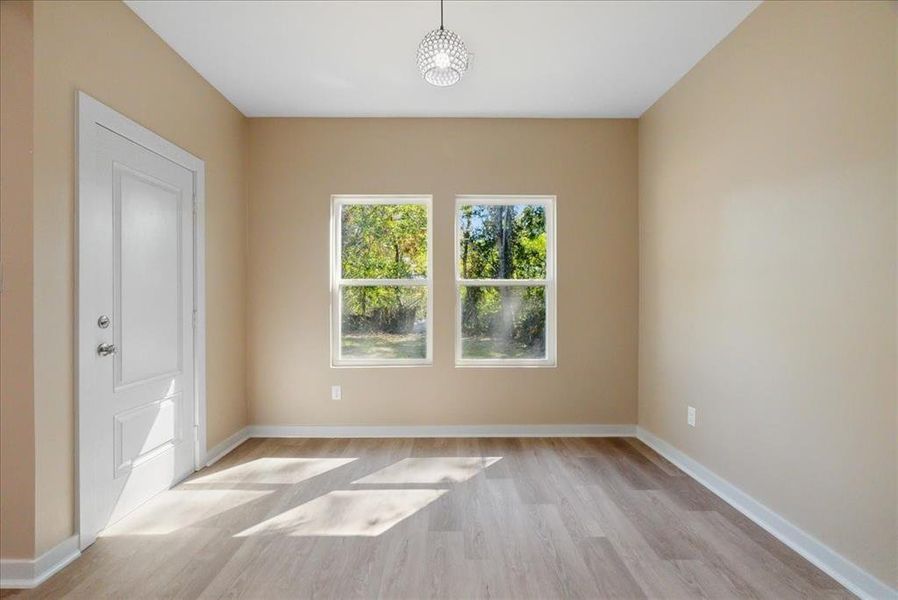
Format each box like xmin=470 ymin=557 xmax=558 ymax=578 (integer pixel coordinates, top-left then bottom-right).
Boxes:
xmin=331 ymin=360 xmax=433 ymax=369
xmin=454 ymin=360 xmax=557 ymax=369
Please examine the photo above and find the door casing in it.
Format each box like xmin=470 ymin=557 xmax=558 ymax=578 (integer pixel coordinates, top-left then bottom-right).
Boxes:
xmin=76 ymin=91 xmax=206 ymax=549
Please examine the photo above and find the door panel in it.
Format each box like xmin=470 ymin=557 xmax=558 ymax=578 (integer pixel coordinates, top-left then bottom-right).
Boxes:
xmin=114 ymin=392 xmax=182 ymax=478
xmin=79 ymin=119 xmax=196 ymax=545
xmin=114 ymin=163 xmax=184 ymax=387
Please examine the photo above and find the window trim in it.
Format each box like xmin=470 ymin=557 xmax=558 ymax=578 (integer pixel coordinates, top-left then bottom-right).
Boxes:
xmin=454 ymin=195 xmax=557 ymax=368
xmin=331 ymin=195 xmax=433 ymax=367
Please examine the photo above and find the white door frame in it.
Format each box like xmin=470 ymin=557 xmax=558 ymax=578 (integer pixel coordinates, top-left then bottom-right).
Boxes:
xmin=76 ymin=91 xmax=207 ymax=549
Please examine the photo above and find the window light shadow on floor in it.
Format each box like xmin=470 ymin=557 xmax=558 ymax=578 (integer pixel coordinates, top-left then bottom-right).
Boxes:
xmin=235 ymin=489 xmax=448 ymax=537
xmin=100 ymin=489 xmax=272 ymax=536
xmin=101 ymin=456 xmax=502 ymax=539
xmin=189 ymin=457 xmax=357 ymax=485
xmin=352 ymin=456 xmax=502 ymax=485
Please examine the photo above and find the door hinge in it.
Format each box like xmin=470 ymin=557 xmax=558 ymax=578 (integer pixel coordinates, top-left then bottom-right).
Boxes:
xmin=192 ymin=308 xmax=198 ymax=331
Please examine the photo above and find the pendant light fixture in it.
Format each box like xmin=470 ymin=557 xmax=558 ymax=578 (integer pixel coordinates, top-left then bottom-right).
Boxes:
xmin=416 ymin=0 xmax=469 ymax=87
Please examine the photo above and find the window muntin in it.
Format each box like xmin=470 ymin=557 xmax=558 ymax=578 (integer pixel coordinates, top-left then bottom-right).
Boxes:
xmin=332 ymin=196 xmax=432 ymax=366
xmin=455 ymin=196 xmax=556 ymax=366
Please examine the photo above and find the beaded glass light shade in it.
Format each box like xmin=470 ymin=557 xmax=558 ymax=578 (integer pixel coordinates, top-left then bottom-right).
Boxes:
xmin=416 ymin=26 xmax=469 ymax=87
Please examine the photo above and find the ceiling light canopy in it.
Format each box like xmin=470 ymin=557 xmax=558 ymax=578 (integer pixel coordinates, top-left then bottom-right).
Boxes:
xmin=416 ymin=0 xmax=469 ymax=87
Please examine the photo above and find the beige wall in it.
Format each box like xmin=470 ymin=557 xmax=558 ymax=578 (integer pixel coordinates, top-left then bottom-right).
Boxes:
xmin=247 ymin=118 xmax=638 ymax=427
xmin=0 ymin=0 xmax=36 ymax=560
xmin=31 ymin=0 xmax=249 ymax=554
xmin=639 ymin=0 xmax=897 ymax=587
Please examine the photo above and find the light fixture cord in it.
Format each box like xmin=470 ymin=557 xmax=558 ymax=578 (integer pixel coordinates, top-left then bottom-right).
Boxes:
xmin=440 ymin=0 xmax=444 ymax=30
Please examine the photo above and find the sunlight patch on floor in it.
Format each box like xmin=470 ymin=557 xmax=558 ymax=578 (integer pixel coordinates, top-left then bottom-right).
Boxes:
xmin=235 ymin=489 xmax=447 ymax=537
xmin=100 ymin=489 xmax=271 ymax=536
xmin=189 ymin=457 xmax=357 ymax=485
xmin=352 ymin=456 xmax=502 ymax=485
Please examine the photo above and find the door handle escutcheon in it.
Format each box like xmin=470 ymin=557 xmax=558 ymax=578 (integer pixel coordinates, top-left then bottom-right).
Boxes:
xmin=97 ymin=343 xmax=117 ymax=357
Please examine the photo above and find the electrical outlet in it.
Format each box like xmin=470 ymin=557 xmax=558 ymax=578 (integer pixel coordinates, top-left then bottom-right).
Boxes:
xmin=687 ymin=406 xmax=696 ymax=427
xmin=331 ymin=385 xmax=342 ymax=401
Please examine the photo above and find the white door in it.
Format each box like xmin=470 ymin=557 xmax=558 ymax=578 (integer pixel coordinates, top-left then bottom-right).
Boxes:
xmin=78 ymin=101 xmax=198 ymax=548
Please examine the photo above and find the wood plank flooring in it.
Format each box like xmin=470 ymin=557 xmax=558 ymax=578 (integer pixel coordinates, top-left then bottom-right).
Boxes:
xmin=4 ymin=437 xmax=852 ymax=599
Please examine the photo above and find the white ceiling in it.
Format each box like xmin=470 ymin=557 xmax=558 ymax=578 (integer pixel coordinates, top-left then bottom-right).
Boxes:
xmin=124 ymin=0 xmax=760 ymax=118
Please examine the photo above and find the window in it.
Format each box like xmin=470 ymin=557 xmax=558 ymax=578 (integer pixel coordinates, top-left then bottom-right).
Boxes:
xmin=331 ymin=196 xmax=432 ymax=366
xmin=455 ymin=196 xmax=556 ymax=366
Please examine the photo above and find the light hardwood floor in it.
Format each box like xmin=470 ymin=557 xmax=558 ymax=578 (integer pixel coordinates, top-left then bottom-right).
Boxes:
xmin=4 ymin=437 xmax=851 ymax=599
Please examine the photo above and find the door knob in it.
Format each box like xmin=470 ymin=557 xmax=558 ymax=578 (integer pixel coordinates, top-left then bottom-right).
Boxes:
xmin=97 ymin=343 xmax=117 ymax=357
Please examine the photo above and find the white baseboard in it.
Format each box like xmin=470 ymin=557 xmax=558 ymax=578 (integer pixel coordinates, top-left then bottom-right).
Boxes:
xmin=204 ymin=426 xmax=252 ymax=467
xmin=0 ymin=535 xmax=80 ymax=590
xmin=636 ymin=427 xmax=897 ymax=600
xmin=203 ymin=424 xmax=634 ymax=468
xmin=249 ymin=423 xmax=636 ymax=438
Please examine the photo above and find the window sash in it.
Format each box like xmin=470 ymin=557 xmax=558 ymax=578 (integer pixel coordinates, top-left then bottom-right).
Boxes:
xmin=454 ymin=196 xmax=556 ymax=367
xmin=335 ymin=196 xmax=432 ymax=282
xmin=456 ymin=279 xmax=548 ymax=287
xmin=339 ymin=278 xmax=429 ymax=287
xmin=332 ymin=195 xmax=433 ymax=366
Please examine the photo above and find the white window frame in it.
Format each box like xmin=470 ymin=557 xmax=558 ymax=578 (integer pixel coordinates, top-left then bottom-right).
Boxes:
xmin=454 ymin=195 xmax=557 ymax=367
xmin=331 ymin=195 xmax=433 ymax=367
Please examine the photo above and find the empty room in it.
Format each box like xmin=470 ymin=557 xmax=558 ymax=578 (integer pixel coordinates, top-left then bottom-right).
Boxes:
xmin=0 ymin=0 xmax=895 ymax=598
